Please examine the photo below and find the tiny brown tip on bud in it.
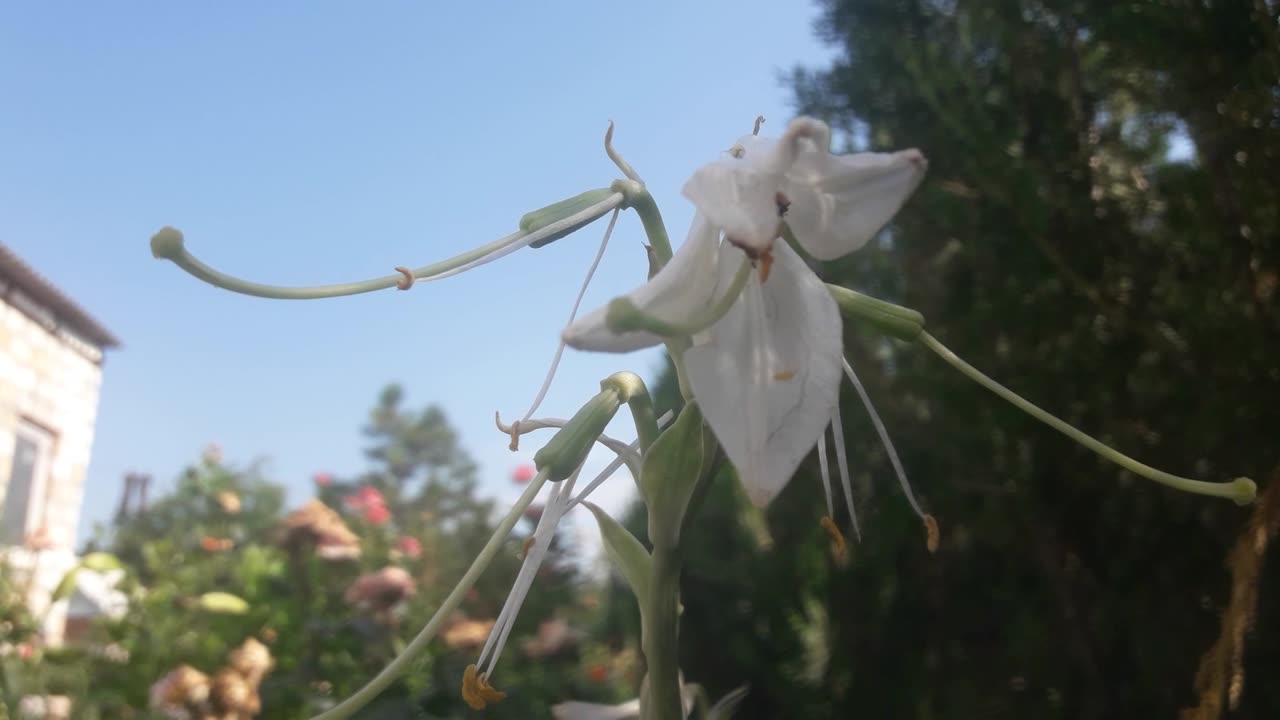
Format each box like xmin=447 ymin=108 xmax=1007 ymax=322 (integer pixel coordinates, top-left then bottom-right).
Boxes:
xmin=394 ymin=266 xmax=415 ymax=291
xmin=495 ymin=412 xmax=521 ymax=451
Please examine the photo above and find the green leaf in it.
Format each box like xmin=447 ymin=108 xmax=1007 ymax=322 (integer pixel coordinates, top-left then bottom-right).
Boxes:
xmin=583 ymin=502 xmax=650 ymax=602
xmin=50 ymin=567 xmax=80 ymax=603
xmin=197 ymin=591 xmax=250 ymax=614
xmin=639 ymin=403 xmax=706 ymax=548
xmin=79 ymin=552 xmax=123 ymax=573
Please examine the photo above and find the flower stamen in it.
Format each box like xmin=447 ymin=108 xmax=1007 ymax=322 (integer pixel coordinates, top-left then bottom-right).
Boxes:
xmin=924 ymin=514 xmax=940 ymax=554
xmin=515 ymin=209 xmax=620 ymax=424
xmin=461 ymin=664 xmax=506 ymax=710
xmin=829 ymin=406 xmax=862 ymax=541
xmin=752 ymin=115 xmax=766 ymax=136
xmin=843 ymin=359 xmax=929 ymax=519
xmin=819 ymin=516 xmax=847 ymax=564
xmin=757 ymin=249 xmax=775 ymax=283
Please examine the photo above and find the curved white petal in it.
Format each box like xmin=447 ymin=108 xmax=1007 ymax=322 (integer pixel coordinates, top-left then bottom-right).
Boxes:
xmin=785 ymin=148 xmax=927 ymax=260
xmin=684 ymin=242 xmax=842 ymax=506
xmin=561 ymin=215 xmax=720 ymax=353
xmin=551 ymin=699 xmax=642 ymax=720
xmin=680 ymin=160 xmax=782 ymax=254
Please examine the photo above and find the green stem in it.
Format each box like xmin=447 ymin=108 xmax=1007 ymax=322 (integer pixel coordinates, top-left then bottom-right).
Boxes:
xmin=150 ymin=192 xmax=622 ymax=300
xmin=613 ymin=180 xmax=673 ymax=267
xmin=603 ymin=371 xmax=662 ymax=454
xmin=641 ymin=544 xmax=684 ymax=720
xmin=311 ymin=470 xmax=550 ymax=720
xmin=919 ymin=331 xmax=1256 ymax=505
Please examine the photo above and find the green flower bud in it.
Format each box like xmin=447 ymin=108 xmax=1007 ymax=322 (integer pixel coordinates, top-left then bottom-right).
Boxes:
xmin=533 ymin=386 xmax=623 ymax=481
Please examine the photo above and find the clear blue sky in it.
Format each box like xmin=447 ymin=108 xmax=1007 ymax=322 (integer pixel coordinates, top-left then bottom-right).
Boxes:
xmin=0 ymin=2 xmax=834 ymax=544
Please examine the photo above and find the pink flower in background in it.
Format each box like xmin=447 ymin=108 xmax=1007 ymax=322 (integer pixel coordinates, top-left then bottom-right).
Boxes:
xmin=363 ymin=503 xmax=390 ymax=524
xmin=395 ymin=536 xmax=422 ymax=558
xmin=344 ymin=486 xmax=390 ymax=524
xmin=512 ymin=463 xmax=536 ymax=484
xmin=312 ymin=471 xmax=333 ymax=487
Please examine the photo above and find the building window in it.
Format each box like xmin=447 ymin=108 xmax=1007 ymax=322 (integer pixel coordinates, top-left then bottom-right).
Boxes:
xmin=1 ymin=421 xmax=53 ymax=546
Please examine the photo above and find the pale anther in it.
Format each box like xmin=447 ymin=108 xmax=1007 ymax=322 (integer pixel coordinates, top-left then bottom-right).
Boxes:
xmin=924 ymin=514 xmax=940 ymax=554
xmin=819 ymin=516 xmax=847 ymax=563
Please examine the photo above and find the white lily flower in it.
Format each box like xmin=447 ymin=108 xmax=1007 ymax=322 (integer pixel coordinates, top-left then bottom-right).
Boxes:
xmin=551 ymin=681 xmax=744 ymax=720
xmin=564 ymin=116 xmax=927 ymax=510
xmin=682 ymin=116 xmax=927 ymax=260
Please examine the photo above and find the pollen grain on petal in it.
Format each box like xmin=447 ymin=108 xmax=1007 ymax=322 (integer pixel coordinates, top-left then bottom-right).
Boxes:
xmin=728 ymin=143 xmax=746 ymax=159
xmin=772 ymin=369 xmax=797 ymax=381
xmin=820 ymin=516 xmax=847 ymax=564
xmin=924 ymin=514 xmax=940 ymax=554
xmin=393 ymin=266 xmax=415 ymax=291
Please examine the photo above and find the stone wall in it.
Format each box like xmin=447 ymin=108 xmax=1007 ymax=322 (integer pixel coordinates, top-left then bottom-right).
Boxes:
xmin=0 ymin=293 xmax=104 ymax=644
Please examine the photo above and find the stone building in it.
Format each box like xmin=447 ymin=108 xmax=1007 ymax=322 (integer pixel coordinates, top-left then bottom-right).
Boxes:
xmin=0 ymin=243 xmax=117 ymax=644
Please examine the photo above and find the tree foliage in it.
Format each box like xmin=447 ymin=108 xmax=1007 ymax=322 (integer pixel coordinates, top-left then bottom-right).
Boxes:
xmin=658 ymin=2 xmax=1279 ymax=718
xmin=9 ymin=386 xmax=632 ymax=719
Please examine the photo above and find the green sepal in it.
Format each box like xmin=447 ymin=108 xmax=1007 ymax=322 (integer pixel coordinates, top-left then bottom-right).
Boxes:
xmin=50 ymin=567 xmax=80 ymax=603
xmin=519 ymin=188 xmax=616 ymax=248
xmin=640 ymin=403 xmax=707 ymax=549
xmin=583 ymin=502 xmax=651 ymax=602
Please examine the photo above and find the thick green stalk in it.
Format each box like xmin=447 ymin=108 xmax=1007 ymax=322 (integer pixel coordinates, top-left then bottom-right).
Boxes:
xmin=919 ymin=331 xmax=1255 ymax=504
xmin=311 ymin=470 xmax=550 ymax=720
xmin=641 ymin=544 xmax=685 ymax=720
xmin=613 ymin=179 xmax=672 ymax=267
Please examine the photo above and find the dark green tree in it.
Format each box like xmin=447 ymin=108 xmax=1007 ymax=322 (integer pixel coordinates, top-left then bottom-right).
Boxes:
xmin=650 ymin=2 xmax=1278 ymax=718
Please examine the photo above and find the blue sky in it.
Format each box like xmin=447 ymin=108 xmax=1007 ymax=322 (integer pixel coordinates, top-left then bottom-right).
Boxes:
xmin=0 ymin=2 xmax=834 ymax=545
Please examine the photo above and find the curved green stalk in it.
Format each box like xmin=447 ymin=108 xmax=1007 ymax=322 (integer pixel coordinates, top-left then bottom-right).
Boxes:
xmin=612 ymin=179 xmax=673 ymax=267
xmin=311 ymin=469 xmax=550 ymax=720
xmin=919 ymin=331 xmax=1256 ymax=505
xmin=150 ymin=192 xmax=622 ymax=300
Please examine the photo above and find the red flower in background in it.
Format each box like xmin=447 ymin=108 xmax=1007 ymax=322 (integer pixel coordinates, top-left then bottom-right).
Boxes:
xmin=363 ymin=503 xmax=390 ymax=524
xmin=343 ymin=486 xmax=390 ymax=524
xmin=512 ymin=463 xmax=536 ymax=484
xmin=312 ymin=472 xmax=333 ymax=487
xmin=395 ymin=536 xmax=422 ymax=558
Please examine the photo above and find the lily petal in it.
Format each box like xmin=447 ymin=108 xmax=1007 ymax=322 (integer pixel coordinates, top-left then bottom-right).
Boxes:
xmin=562 ymin=215 xmax=721 ymax=352
xmin=785 ymin=148 xmax=928 ymax=260
xmin=551 ymin=699 xmax=642 ymax=720
xmin=680 ymin=159 xmax=783 ymax=254
xmin=685 ymin=121 xmax=926 ymax=261
xmin=684 ymin=241 xmax=842 ymax=506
